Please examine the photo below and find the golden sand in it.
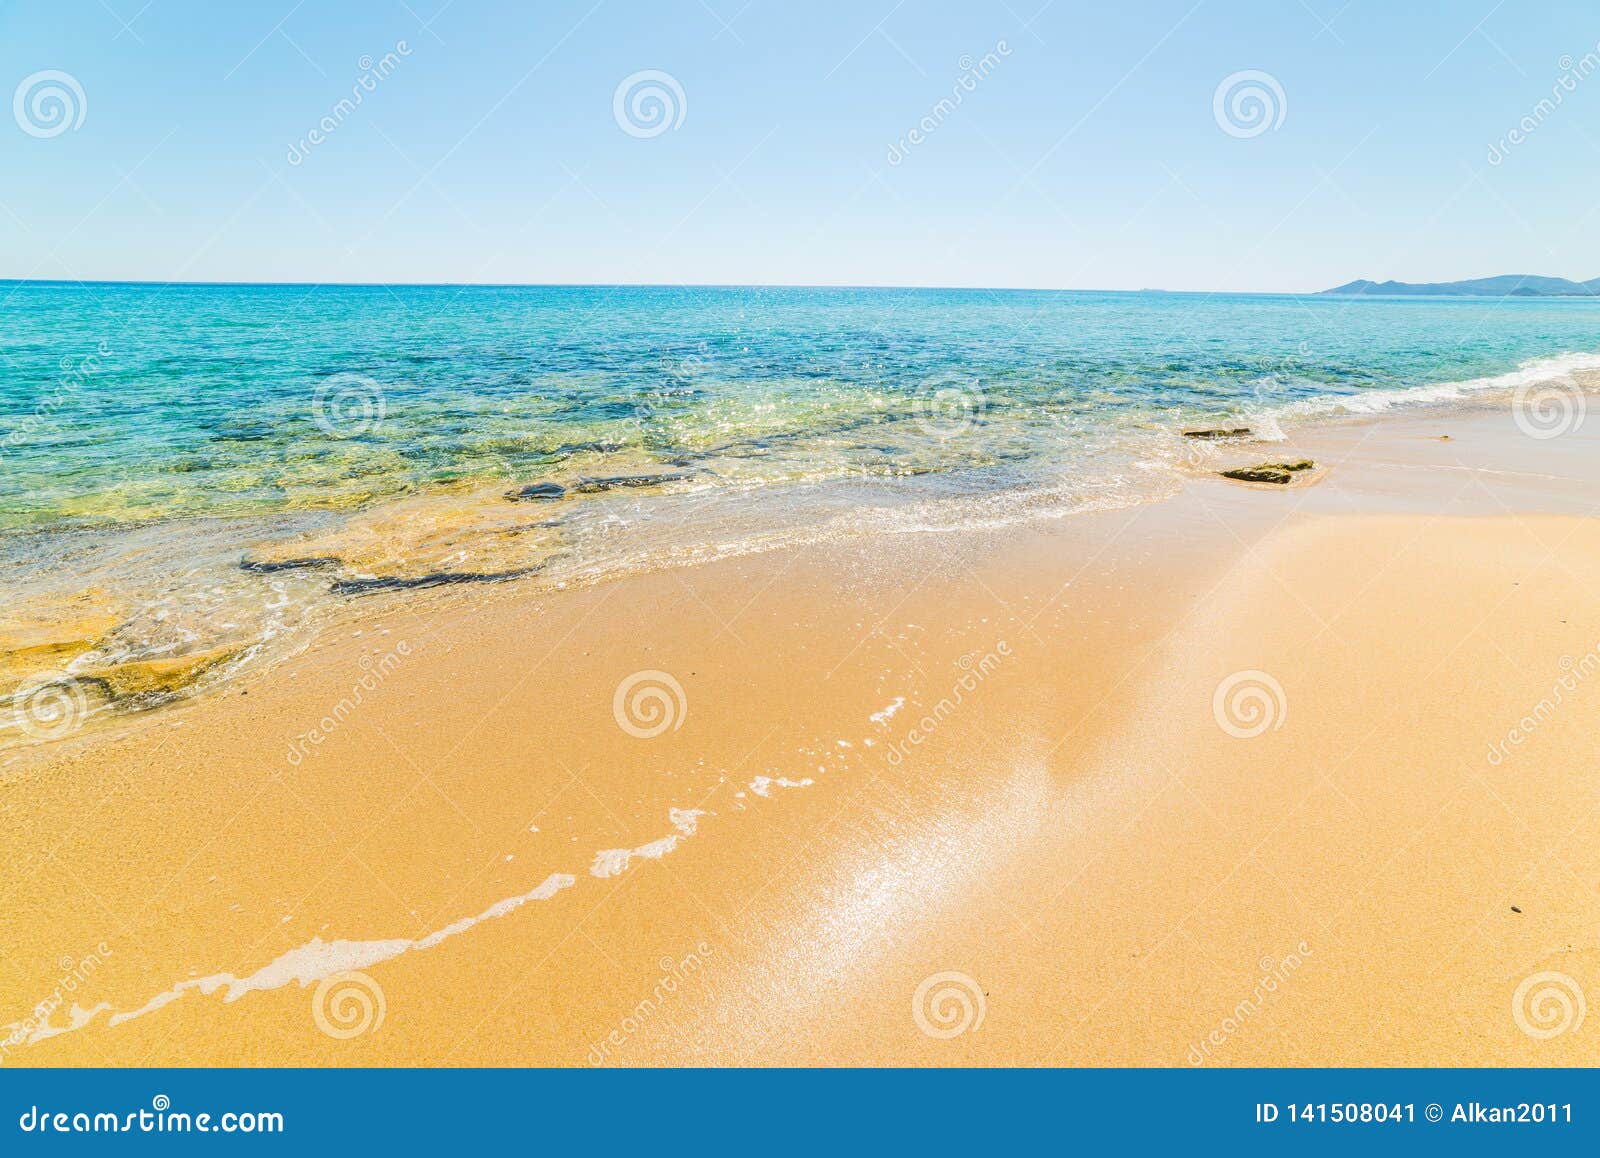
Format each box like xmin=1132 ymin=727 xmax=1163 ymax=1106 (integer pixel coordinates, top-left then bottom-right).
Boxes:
xmin=4 ymin=404 xmax=1599 ymax=1066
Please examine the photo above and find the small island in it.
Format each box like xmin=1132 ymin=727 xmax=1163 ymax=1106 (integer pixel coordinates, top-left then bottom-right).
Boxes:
xmin=1323 ymin=274 xmax=1600 ymax=297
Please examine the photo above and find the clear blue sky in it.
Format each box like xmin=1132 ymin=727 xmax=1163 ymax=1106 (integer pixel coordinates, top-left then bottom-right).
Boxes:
xmin=3 ymin=0 xmax=1598 ymax=290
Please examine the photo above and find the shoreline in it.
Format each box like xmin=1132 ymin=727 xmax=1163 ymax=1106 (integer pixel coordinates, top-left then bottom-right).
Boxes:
xmin=6 ymin=397 xmax=1600 ymax=1064
xmin=6 ymin=360 xmax=1599 ymax=758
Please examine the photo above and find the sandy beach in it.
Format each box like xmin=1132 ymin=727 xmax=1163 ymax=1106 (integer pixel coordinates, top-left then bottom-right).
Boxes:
xmin=4 ymin=396 xmax=1599 ymax=1067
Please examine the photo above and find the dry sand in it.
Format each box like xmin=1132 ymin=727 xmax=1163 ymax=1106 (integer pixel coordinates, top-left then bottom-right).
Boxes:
xmin=4 ymin=401 xmax=1599 ymax=1066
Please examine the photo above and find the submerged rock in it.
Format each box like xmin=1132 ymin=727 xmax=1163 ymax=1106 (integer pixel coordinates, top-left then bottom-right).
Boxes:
xmin=0 ymin=608 xmax=121 ymax=675
xmin=1183 ymin=427 xmax=1253 ymax=440
xmin=0 ymin=594 xmax=126 ymax=699
xmin=504 ymin=482 xmax=566 ymax=502
xmin=11 ymin=645 xmax=246 ymax=716
xmin=504 ymin=473 xmax=690 ymax=500
xmin=330 ymin=567 xmax=539 ymax=596
xmin=81 ymin=646 xmax=240 ymax=702
xmin=571 ymin=472 xmax=690 ymax=493
xmin=240 ymin=490 xmax=564 ymax=590
xmin=239 ymin=556 xmax=340 ymax=573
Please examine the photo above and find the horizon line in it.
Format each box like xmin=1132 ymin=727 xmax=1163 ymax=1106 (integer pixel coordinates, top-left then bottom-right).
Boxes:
xmin=4 ymin=276 xmax=1595 ymax=297
xmin=1 ymin=276 xmax=1292 ymax=293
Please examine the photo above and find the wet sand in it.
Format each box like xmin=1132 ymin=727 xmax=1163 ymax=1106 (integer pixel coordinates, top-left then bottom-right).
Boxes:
xmin=5 ymin=400 xmax=1600 ymax=1066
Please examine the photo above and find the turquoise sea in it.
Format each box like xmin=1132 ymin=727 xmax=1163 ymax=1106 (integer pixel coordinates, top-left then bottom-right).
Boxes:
xmin=2 ymin=281 xmax=1598 ymax=733
xmin=6 ymin=283 xmax=1600 ymax=528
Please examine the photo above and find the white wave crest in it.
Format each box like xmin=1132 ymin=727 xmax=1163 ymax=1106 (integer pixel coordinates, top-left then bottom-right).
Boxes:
xmin=1288 ymin=351 xmax=1600 ymax=419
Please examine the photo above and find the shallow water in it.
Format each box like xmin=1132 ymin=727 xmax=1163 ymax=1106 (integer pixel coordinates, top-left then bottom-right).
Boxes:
xmin=3 ymin=282 xmax=1598 ymax=739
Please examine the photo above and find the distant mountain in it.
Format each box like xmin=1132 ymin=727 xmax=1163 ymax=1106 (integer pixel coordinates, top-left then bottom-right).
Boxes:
xmin=1322 ymin=275 xmax=1600 ymax=297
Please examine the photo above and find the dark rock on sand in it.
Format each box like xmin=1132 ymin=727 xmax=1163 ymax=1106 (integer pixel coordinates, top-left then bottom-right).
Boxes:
xmin=504 ymin=482 xmax=566 ymax=502
xmin=1220 ymin=459 xmax=1315 ymax=485
xmin=1183 ymin=427 xmax=1253 ymax=440
xmin=1222 ymin=466 xmax=1292 ymax=484
xmin=240 ymin=556 xmax=341 ymax=573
